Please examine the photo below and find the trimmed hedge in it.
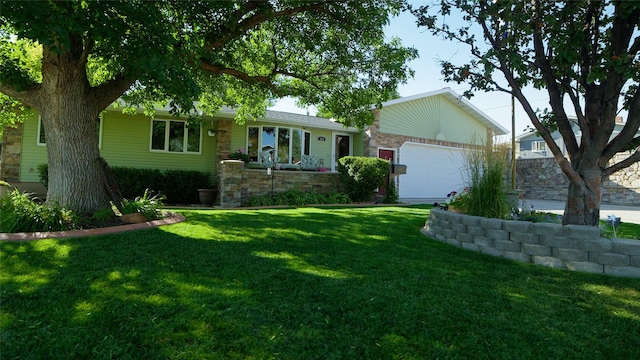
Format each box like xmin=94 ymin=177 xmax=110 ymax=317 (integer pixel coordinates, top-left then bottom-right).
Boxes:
xmin=37 ymin=164 xmax=212 ymax=204
xmin=338 ymin=156 xmax=390 ymax=202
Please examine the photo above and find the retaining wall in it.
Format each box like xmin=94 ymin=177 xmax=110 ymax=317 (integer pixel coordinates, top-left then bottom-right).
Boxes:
xmin=516 ymin=155 xmax=640 ymax=206
xmin=423 ymin=208 xmax=640 ymax=278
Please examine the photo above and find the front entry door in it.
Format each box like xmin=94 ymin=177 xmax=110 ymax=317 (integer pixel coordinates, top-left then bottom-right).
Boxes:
xmin=333 ymin=134 xmax=351 ymax=171
xmin=378 ymin=149 xmax=395 ymax=195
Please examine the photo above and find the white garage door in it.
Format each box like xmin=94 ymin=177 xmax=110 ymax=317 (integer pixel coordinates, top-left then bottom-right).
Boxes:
xmin=399 ymin=143 xmax=467 ymax=199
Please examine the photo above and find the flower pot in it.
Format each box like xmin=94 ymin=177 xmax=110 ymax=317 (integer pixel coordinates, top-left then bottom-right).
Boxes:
xmin=197 ymin=188 xmax=217 ymax=206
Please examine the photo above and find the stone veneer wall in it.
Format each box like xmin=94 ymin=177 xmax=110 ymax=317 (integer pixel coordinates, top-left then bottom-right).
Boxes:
xmin=218 ymin=160 xmax=342 ymax=207
xmin=214 ymin=119 xmax=233 ymax=165
xmin=423 ymin=208 xmax=640 ymax=278
xmin=0 ymin=123 xmax=22 ymax=182
xmin=516 ymin=154 xmax=640 ymax=206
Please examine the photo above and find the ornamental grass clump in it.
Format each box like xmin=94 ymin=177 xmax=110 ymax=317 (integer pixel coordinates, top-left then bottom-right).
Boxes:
xmin=460 ymin=139 xmax=510 ymax=219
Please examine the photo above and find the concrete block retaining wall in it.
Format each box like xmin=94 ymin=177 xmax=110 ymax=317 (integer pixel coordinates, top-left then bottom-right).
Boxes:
xmin=422 ymin=208 xmax=640 ymax=278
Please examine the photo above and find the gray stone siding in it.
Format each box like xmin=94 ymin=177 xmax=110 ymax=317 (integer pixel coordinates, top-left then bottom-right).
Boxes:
xmin=0 ymin=123 xmax=22 ymax=182
xmin=516 ymin=154 xmax=640 ymax=206
xmin=218 ymin=160 xmax=342 ymax=207
xmin=423 ymin=208 xmax=640 ymax=278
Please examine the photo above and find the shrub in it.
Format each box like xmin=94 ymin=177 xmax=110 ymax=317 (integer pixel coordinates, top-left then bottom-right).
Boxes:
xmin=91 ymin=206 xmax=117 ymax=222
xmin=382 ymin=178 xmax=399 ymax=204
xmin=338 ymin=156 xmax=390 ymax=202
xmin=243 ymin=190 xmax=352 ymax=207
xmin=37 ymin=164 xmax=212 ymax=204
xmin=111 ymin=167 xmax=165 ymax=200
xmin=227 ymin=149 xmax=250 ymax=163
xmin=0 ymin=189 xmax=79 ymax=232
xmin=120 ymin=189 xmax=165 ymax=221
xmin=37 ymin=164 xmax=49 ymax=188
xmin=161 ymin=170 xmax=212 ymax=204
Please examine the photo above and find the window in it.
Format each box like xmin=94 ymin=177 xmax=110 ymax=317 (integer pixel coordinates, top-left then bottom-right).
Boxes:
xmin=151 ymin=119 xmax=201 ymax=153
xmin=38 ymin=116 xmax=102 ymax=148
xmin=532 ymin=140 xmax=547 ymax=152
xmin=247 ymin=126 xmax=310 ymax=164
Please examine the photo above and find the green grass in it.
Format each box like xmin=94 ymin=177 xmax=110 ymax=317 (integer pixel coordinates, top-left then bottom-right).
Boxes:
xmin=600 ymin=219 xmax=640 ymax=240
xmin=1 ymin=205 xmax=639 ymax=359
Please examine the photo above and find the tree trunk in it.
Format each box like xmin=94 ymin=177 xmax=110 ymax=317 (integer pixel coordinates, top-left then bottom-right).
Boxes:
xmin=562 ymin=166 xmax=602 ymax=226
xmin=40 ymin=48 xmax=110 ymax=213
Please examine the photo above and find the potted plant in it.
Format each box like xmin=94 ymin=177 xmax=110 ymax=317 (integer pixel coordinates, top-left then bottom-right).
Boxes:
xmin=227 ymin=149 xmax=250 ymax=164
xmin=197 ymin=187 xmax=217 ymax=206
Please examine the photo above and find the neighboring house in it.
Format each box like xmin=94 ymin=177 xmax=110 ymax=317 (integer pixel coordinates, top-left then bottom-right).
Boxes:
xmin=0 ymin=104 xmax=362 ymax=199
xmin=365 ymin=87 xmax=508 ymax=199
xmin=517 ymin=116 xmax=638 ymax=159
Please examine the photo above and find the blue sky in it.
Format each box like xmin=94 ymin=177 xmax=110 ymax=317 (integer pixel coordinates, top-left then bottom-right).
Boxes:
xmin=270 ymin=3 xmax=553 ymax=138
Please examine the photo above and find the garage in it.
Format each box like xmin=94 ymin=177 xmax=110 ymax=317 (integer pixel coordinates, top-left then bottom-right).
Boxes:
xmin=398 ymin=142 xmax=468 ymax=199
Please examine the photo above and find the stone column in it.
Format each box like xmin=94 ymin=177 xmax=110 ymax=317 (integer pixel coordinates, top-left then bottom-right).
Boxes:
xmin=0 ymin=124 xmax=23 ymax=183
xmin=215 ymin=119 xmax=233 ymax=165
xmin=218 ymin=160 xmax=245 ymax=208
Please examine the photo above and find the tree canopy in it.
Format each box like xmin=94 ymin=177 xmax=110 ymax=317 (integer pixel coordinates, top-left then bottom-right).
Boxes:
xmin=1 ymin=1 xmax=417 ymax=127
xmin=411 ymin=0 xmax=640 ymax=225
xmin=0 ymin=0 xmax=417 ymax=212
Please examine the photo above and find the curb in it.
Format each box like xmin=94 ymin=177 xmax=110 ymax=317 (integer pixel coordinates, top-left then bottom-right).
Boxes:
xmin=0 ymin=213 xmax=186 ymax=242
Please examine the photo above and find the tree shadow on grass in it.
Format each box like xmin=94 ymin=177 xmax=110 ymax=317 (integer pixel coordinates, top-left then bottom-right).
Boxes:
xmin=1 ymin=206 xmax=639 ymax=359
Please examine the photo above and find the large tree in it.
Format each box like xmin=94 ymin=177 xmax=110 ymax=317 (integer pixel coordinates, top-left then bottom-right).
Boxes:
xmin=411 ymin=0 xmax=640 ymax=226
xmin=0 ymin=0 xmax=416 ymax=213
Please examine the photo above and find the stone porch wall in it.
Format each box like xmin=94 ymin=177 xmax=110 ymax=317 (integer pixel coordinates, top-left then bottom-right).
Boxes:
xmin=423 ymin=208 xmax=640 ymax=278
xmin=516 ymin=154 xmax=640 ymax=206
xmin=218 ymin=160 xmax=342 ymax=207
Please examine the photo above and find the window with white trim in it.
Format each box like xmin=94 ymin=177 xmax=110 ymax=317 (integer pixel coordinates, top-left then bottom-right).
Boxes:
xmin=150 ymin=119 xmax=201 ymax=153
xmin=532 ymin=140 xmax=547 ymax=152
xmin=247 ymin=126 xmax=311 ymax=164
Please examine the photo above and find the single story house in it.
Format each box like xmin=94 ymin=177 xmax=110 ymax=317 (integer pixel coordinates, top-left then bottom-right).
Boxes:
xmin=0 ymin=104 xmax=361 ymax=202
xmin=1 ymin=88 xmax=507 ymax=205
xmin=365 ymin=88 xmax=508 ymax=199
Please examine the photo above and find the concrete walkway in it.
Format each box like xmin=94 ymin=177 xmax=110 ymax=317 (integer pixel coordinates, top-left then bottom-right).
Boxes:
xmin=401 ymin=198 xmax=640 ymax=224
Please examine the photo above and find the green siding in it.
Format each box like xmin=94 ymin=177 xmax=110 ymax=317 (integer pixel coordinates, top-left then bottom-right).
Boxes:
xmin=19 ymin=115 xmax=48 ymax=182
xmin=20 ymin=111 xmax=217 ymax=183
xmin=230 ymin=122 xmax=248 ymax=154
xmin=379 ymin=96 xmax=440 ymax=139
xmin=99 ymin=113 xmax=217 ymax=173
xmin=378 ymin=95 xmax=487 ymax=144
xmin=352 ymin=132 xmax=364 ymax=156
xmin=439 ymin=97 xmax=487 ymax=144
xmin=312 ymin=129 xmax=333 ymax=168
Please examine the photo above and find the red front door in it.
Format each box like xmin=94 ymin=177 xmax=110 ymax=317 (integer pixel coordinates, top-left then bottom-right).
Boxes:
xmin=378 ymin=149 xmax=394 ymax=195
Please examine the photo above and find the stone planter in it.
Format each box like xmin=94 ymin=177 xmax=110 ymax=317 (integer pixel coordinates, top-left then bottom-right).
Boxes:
xmin=197 ymin=188 xmax=218 ymax=206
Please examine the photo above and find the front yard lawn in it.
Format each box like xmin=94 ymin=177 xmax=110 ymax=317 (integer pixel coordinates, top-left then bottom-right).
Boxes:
xmin=1 ymin=205 xmax=639 ymax=359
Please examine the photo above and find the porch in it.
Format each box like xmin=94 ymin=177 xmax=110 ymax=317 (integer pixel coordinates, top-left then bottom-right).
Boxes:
xmin=218 ymin=160 xmax=342 ymax=207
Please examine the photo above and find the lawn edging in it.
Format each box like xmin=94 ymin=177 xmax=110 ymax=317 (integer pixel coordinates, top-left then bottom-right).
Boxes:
xmin=422 ymin=208 xmax=640 ymax=278
xmin=0 ymin=212 xmax=186 ymax=242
